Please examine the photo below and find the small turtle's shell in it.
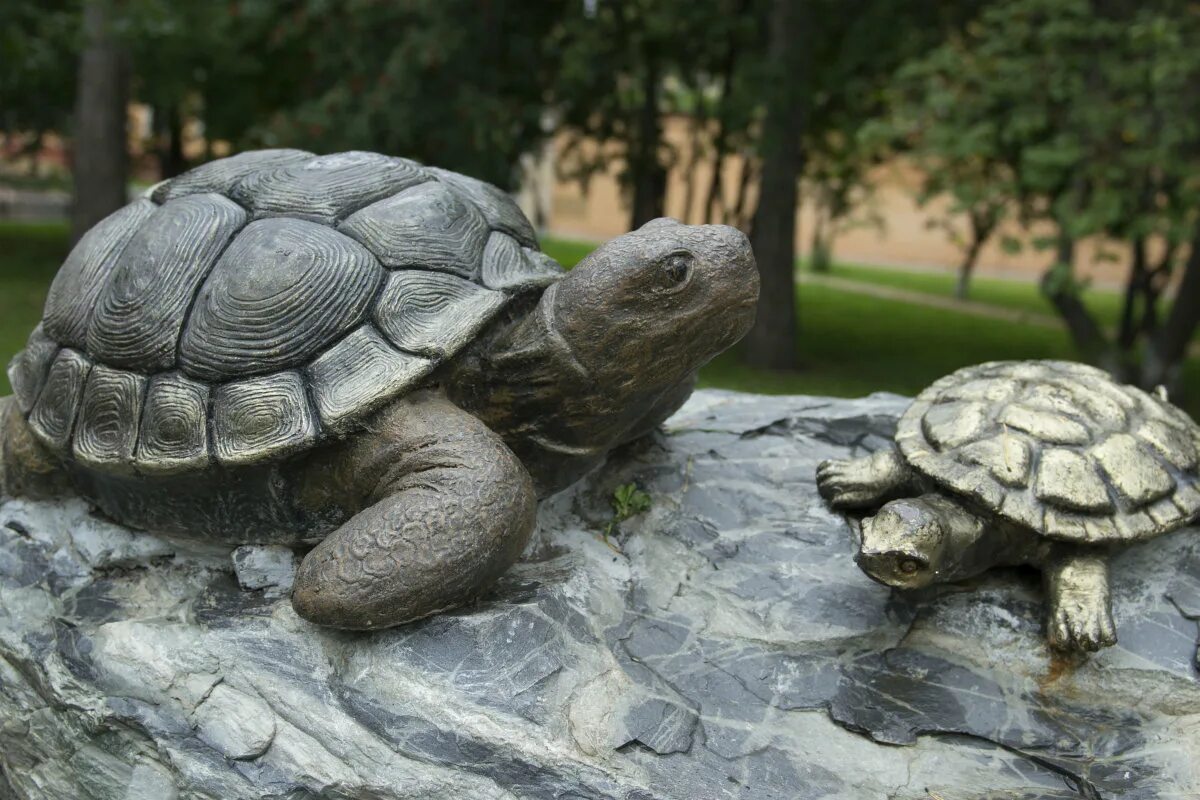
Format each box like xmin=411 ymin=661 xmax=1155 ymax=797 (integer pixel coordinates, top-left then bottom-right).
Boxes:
xmin=896 ymin=360 xmax=1200 ymax=543
xmin=7 ymin=150 xmax=563 ymax=475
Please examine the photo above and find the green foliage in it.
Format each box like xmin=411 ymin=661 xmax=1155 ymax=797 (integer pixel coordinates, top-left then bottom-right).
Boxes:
xmin=801 ymin=1 xmax=986 ymax=266
xmin=0 ymin=0 xmax=79 ymax=140
xmin=240 ymin=0 xmax=566 ymax=190
xmin=552 ymin=0 xmax=765 ymax=222
xmin=879 ymin=0 xmax=1200 ymax=382
xmin=603 ymin=482 xmax=652 ymax=542
xmin=1041 ymin=260 xmax=1091 ymax=300
xmin=889 ymin=0 xmax=1200 ymax=249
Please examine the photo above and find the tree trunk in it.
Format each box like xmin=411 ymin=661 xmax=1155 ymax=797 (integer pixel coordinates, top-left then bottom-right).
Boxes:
xmin=702 ymin=13 xmax=743 ymax=226
xmin=955 ymin=233 xmax=984 ymax=300
xmin=679 ymin=116 xmax=704 ymax=224
xmin=628 ymin=57 xmax=666 ymax=229
xmin=1143 ymin=233 xmax=1200 ymax=393
xmin=810 ymin=206 xmax=831 ymax=274
xmin=956 ymin=212 xmax=995 ymax=300
xmin=704 ymin=152 xmax=726 ymax=225
xmin=742 ymin=0 xmax=805 ymax=370
xmin=71 ymin=0 xmax=129 ymax=245
xmin=1042 ymin=233 xmax=1115 ymax=372
xmin=156 ymin=102 xmax=188 ymax=179
xmin=1117 ymin=237 xmax=1148 ymax=350
xmin=732 ymin=155 xmax=755 ymax=229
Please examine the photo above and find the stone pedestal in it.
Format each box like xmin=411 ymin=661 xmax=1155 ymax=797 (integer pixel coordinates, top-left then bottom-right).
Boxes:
xmin=1 ymin=390 xmax=1197 ymax=799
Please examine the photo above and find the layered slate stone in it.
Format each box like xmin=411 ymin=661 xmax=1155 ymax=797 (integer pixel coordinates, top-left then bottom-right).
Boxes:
xmin=233 ymin=151 xmax=429 ymax=224
xmin=3 ymin=391 xmax=1199 ymax=800
xmin=151 ymin=148 xmax=314 ymax=204
xmin=42 ymin=199 xmax=157 ymax=348
xmin=87 ymin=194 xmax=247 ymax=372
xmin=341 ymin=181 xmax=490 ymax=277
xmin=180 ymin=218 xmax=383 ymax=382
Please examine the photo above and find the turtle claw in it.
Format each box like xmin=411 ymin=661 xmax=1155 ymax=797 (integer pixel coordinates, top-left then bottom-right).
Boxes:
xmin=817 ymin=461 xmax=877 ymax=508
xmin=1047 ymin=588 xmax=1117 ymax=653
xmin=1044 ymin=554 xmax=1117 ymax=654
xmin=816 ymin=452 xmax=907 ymax=509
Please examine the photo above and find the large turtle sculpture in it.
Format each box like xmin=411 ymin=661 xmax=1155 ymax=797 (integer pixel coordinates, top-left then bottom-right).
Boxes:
xmin=817 ymin=360 xmax=1200 ymax=653
xmin=1 ymin=149 xmax=759 ymax=630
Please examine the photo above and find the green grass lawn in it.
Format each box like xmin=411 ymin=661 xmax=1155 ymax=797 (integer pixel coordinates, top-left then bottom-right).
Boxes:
xmin=0 ymin=221 xmax=68 ymax=383
xmin=1 ymin=227 xmax=1195 ymax=417
xmin=811 ymin=260 xmax=1126 ymax=328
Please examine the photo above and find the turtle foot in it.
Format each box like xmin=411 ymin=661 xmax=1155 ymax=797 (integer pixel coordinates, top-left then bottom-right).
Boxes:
xmin=816 ymin=449 xmax=911 ymax=509
xmin=1045 ymin=554 xmax=1117 ymax=653
xmin=1048 ymin=599 xmax=1117 ymax=653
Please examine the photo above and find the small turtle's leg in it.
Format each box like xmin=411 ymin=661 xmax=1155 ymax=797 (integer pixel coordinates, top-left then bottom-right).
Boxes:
xmin=1042 ymin=549 xmax=1116 ymax=653
xmin=0 ymin=396 xmax=70 ymax=500
xmin=817 ymin=448 xmax=917 ymax=510
xmin=291 ymin=391 xmax=537 ymax=630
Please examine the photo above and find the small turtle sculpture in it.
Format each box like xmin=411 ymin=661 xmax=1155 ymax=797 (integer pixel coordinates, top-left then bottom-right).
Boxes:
xmin=817 ymin=360 xmax=1200 ymax=653
xmin=1 ymin=149 xmax=759 ymax=630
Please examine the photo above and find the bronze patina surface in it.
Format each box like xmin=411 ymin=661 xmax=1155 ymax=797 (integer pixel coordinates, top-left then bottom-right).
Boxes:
xmin=817 ymin=359 xmax=1200 ymax=653
xmin=1 ymin=149 xmax=759 ymax=629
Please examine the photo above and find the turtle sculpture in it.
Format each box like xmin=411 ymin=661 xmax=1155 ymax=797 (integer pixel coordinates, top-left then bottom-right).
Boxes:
xmin=817 ymin=360 xmax=1200 ymax=653
xmin=1 ymin=149 xmax=759 ymax=630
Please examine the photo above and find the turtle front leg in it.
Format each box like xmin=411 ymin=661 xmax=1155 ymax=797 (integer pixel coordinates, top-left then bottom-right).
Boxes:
xmin=817 ymin=448 xmax=916 ymax=509
xmin=291 ymin=392 xmax=537 ymax=630
xmin=1043 ymin=550 xmax=1116 ymax=653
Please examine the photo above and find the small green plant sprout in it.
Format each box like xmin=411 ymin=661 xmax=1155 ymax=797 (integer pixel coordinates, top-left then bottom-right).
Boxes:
xmin=601 ymin=482 xmax=652 ymax=550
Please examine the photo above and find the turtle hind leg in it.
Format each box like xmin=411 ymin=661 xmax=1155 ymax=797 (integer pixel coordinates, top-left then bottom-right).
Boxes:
xmin=291 ymin=391 xmax=537 ymax=630
xmin=1043 ymin=550 xmax=1116 ymax=653
xmin=817 ymin=448 xmax=916 ymax=510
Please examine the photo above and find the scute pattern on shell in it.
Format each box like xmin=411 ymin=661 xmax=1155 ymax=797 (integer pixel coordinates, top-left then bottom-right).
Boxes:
xmin=8 ymin=150 xmax=561 ymax=473
xmin=896 ymin=360 xmax=1200 ymax=543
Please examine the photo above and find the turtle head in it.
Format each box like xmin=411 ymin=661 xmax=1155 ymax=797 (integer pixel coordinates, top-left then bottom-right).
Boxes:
xmin=856 ymin=497 xmax=949 ymax=589
xmin=545 ymin=217 xmax=758 ymax=388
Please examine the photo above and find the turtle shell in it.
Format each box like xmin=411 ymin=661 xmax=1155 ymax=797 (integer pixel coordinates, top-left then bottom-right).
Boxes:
xmin=896 ymin=360 xmax=1200 ymax=543
xmin=6 ymin=150 xmax=563 ymax=475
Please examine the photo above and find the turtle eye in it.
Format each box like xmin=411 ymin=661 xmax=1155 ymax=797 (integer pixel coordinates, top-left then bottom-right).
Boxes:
xmin=655 ymin=252 xmax=693 ymax=290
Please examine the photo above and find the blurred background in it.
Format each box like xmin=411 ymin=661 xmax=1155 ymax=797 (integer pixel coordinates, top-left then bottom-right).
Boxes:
xmin=2 ymin=0 xmax=1198 ymax=412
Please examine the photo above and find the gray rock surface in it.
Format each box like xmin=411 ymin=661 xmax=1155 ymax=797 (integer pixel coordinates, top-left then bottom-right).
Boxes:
xmin=231 ymin=545 xmax=297 ymax=596
xmin=1 ymin=389 xmax=1197 ymax=799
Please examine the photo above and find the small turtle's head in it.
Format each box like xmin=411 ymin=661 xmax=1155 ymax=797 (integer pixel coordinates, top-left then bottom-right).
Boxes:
xmin=547 ymin=217 xmax=758 ymax=388
xmin=857 ymin=498 xmax=949 ymax=590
